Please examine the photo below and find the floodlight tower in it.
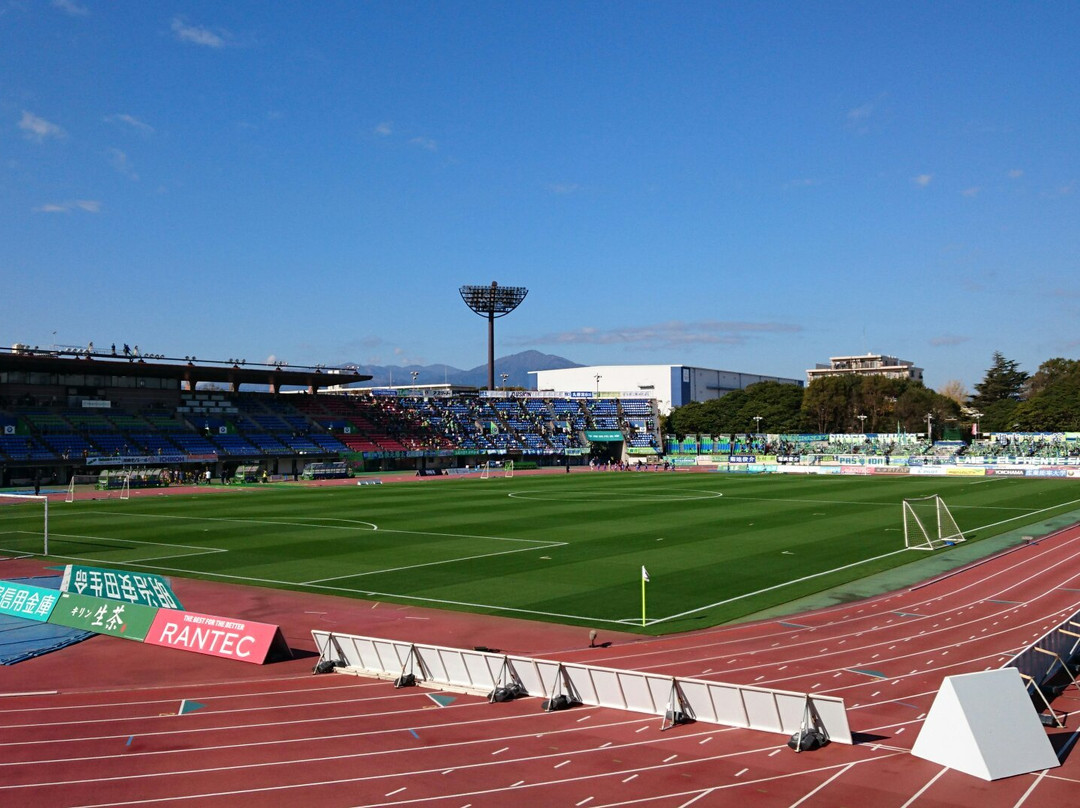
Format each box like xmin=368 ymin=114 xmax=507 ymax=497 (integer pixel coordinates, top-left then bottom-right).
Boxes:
xmin=459 ymin=282 xmax=528 ymax=390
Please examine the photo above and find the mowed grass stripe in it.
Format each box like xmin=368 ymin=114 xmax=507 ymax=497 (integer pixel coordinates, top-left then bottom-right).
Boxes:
xmin=9 ymin=473 xmax=1080 ymax=632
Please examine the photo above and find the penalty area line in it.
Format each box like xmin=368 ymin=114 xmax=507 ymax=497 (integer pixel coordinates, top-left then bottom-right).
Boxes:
xmin=303 ymin=540 xmax=567 ymax=584
xmin=647 ymin=548 xmax=911 ymax=626
xmin=645 ymin=494 xmax=1080 ymax=627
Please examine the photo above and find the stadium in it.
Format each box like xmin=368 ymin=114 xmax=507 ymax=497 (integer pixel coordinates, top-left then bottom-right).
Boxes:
xmin=3 ymin=345 xmax=1080 ymax=806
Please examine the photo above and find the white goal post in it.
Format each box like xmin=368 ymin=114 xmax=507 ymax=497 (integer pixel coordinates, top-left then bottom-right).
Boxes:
xmin=0 ymin=493 xmax=50 ymax=556
xmin=480 ymin=460 xmax=514 ymax=479
xmin=903 ymin=494 xmax=965 ymax=551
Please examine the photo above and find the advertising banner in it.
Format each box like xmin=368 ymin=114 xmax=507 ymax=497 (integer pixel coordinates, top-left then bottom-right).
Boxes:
xmin=144 ymin=609 xmax=292 ymax=664
xmin=909 ymin=466 xmax=947 ymax=476
xmin=0 ymin=580 xmax=59 ymax=622
xmin=585 ymin=430 xmax=624 ymax=442
xmin=85 ymin=454 xmax=191 ymax=467
xmin=49 ymin=591 xmax=157 ymax=640
xmin=61 ymin=565 xmax=183 ymax=610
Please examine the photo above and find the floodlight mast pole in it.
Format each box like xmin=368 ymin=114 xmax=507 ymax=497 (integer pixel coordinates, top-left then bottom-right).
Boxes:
xmin=459 ymin=282 xmax=529 ymax=390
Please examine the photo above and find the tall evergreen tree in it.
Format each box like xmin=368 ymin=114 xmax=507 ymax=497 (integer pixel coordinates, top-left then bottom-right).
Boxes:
xmin=970 ymin=352 xmax=1029 ymax=408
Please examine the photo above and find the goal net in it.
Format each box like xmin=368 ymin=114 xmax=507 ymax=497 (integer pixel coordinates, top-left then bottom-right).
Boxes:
xmin=903 ymin=494 xmax=965 ymax=551
xmin=480 ymin=461 xmax=514 ymax=479
xmin=0 ymin=493 xmax=49 ymax=557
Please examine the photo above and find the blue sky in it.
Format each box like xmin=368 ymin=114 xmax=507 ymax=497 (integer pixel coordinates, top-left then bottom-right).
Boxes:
xmin=3 ymin=1 xmax=1077 ymax=391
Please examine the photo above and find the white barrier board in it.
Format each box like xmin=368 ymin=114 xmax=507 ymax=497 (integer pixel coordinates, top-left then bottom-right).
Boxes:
xmin=312 ymin=630 xmax=852 ymax=743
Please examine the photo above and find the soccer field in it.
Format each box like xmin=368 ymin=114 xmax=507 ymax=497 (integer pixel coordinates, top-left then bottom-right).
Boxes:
xmin=4 ymin=473 xmax=1080 ymax=633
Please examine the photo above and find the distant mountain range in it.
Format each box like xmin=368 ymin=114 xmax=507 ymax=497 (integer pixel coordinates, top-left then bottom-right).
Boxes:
xmin=344 ymin=350 xmax=582 ymax=389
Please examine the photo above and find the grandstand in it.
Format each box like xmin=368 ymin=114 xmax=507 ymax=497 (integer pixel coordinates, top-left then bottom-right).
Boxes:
xmin=7 ymin=345 xmax=1078 ymax=490
xmin=0 ymin=347 xmax=662 ymax=487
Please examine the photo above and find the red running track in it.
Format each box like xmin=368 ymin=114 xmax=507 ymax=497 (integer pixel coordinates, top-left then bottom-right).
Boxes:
xmin=2 ymin=525 xmax=1080 ymax=807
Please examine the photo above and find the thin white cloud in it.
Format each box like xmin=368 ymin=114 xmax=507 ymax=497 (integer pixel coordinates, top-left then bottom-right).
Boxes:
xmin=19 ymin=111 xmax=66 ymax=143
xmin=913 ymin=173 xmax=933 ymax=187
xmin=374 ymin=121 xmax=393 ymax=136
xmin=961 ymin=186 xmax=980 ymax=197
xmin=33 ymin=199 xmax=101 ymax=214
xmin=544 ymin=182 xmax=582 ymax=195
xmin=1007 ymin=169 xmax=1023 ymax=179
xmin=409 ymin=136 xmax=437 ymax=151
xmin=171 ymin=16 xmax=227 ymax=48
xmin=519 ymin=320 xmax=802 ymax=351
xmin=845 ymin=95 xmax=888 ymax=134
xmin=106 ymin=113 xmax=154 ymax=135
xmin=52 ymin=0 xmax=89 ymax=15
xmin=107 ymin=148 xmax=138 ymax=180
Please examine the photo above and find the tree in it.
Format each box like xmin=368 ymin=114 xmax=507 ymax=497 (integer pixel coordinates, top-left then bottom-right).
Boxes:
xmin=664 ymin=382 xmax=804 ymax=437
xmin=1012 ymin=358 xmax=1080 ymax=431
xmin=801 ymin=376 xmax=859 ymax=433
xmin=938 ymin=379 xmax=969 ymax=407
xmin=737 ymin=381 xmax=806 ymax=434
xmin=894 ymin=384 xmax=961 ymax=438
xmin=1025 ymin=357 xmax=1080 ymax=397
xmin=855 ymin=375 xmax=906 ymax=433
xmin=970 ymin=352 xmax=1028 ymax=409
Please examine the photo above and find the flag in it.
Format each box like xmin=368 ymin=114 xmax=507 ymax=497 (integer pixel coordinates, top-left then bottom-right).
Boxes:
xmin=641 ymin=565 xmax=650 ymax=627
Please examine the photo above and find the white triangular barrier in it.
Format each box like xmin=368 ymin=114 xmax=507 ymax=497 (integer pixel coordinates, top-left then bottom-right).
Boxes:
xmin=912 ymin=668 xmax=1060 ymax=780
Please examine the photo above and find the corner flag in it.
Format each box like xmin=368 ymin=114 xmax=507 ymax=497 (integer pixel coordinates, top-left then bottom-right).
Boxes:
xmin=641 ymin=566 xmax=650 ymax=627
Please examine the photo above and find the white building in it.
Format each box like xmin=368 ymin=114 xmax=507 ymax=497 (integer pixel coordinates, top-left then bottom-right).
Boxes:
xmin=532 ymin=364 xmax=803 ymax=414
xmin=806 ymin=353 xmax=923 ymax=384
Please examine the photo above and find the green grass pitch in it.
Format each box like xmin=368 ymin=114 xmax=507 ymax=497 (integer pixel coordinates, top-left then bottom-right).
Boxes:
xmin=4 ymin=473 xmax=1080 ymax=634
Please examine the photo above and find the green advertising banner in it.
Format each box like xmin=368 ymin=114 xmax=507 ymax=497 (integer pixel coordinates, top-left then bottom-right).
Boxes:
xmin=49 ymin=591 xmax=158 ymax=641
xmin=585 ymin=430 xmax=624 ymax=442
xmin=61 ymin=565 xmax=183 ymax=610
xmin=0 ymin=580 xmax=59 ymax=622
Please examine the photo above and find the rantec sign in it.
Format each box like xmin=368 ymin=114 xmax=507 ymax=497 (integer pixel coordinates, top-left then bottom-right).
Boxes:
xmin=143 ymin=609 xmax=292 ymax=664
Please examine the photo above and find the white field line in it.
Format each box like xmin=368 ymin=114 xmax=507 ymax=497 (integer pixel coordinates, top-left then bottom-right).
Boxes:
xmin=709 ymin=494 xmax=1036 ymax=511
xmin=84 ymin=509 xmax=557 ymax=546
xmin=45 ymin=532 xmax=222 ymax=555
xmin=33 ymin=491 xmax=1080 ymax=630
xmin=303 ymin=540 xmax=566 ymax=584
xmin=643 ymin=548 xmax=912 ymax=626
xmin=0 ymin=530 xmax=227 ymax=564
xmin=507 ymin=489 xmax=724 ymax=503
xmin=646 ymin=493 xmax=1080 ymax=626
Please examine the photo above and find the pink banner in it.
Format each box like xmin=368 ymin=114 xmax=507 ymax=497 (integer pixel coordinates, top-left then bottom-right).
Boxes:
xmin=145 ymin=609 xmax=290 ymax=665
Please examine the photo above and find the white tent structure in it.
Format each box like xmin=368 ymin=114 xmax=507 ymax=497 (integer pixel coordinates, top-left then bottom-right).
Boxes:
xmin=911 ymin=668 xmax=1060 ymax=780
